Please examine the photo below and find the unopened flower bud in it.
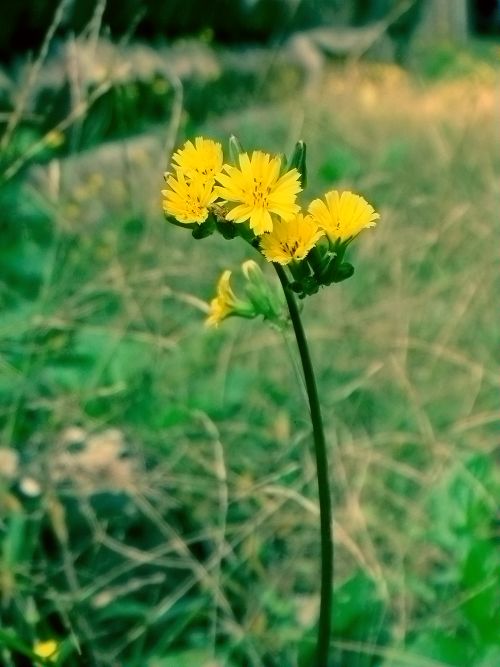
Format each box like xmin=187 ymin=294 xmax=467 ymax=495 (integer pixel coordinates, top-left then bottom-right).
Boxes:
xmin=241 ymin=260 xmax=285 ymax=324
xmin=289 ymin=140 xmax=307 ymax=188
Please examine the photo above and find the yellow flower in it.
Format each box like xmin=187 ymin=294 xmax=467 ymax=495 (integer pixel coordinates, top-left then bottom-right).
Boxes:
xmin=44 ymin=130 xmax=65 ymax=149
xmin=260 ymin=213 xmax=324 ymax=265
xmin=206 ymin=271 xmax=238 ymax=327
xmin=162 ymin=170 xmax=218 ymax=223
xmin=205 ymin=270 xmax=260 ymax=327
xmin=34 ymin=639 xmax=58 ymax=662
xmin=215 ymin=151 xmax=302 ymax=235
xmin=171 ymin=137 xmax=223 ymax=180
xmin=308 ymin=190 xmax=379 ymax=242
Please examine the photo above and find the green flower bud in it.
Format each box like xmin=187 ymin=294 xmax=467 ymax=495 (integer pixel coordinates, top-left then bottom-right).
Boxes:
xmin=229 ymin=135 xmax=245 ymax=164
xmin=242 ymin=260 xmax=285 ymax=324
xmin=289 ymin=140 xmax=307 ymax=188
xmin=332 ymin=262 xmax=355 ymax=283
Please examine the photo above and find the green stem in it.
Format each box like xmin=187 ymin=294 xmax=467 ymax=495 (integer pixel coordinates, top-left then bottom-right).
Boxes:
xmin=274 ymin=263 xmax=333 ymax=667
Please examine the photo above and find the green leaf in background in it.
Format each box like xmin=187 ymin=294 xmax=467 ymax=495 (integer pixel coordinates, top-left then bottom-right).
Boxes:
xmin=378 ymin=139 xmax=410 ymax=172
xmin=299 ymin=571 xmax=386 ymax=667
xmin=473 ymin=646 xmax=500 ymax=667
xmin=460 ymin=541 xmax=500 ymax=645
xmin=426 ymin=454 xmax=497 ymax=558
xmin=319 ymin=146 xmax=361 ymax=183
xmin=148 ymin=648 xmax=229 ymax=667
xmin=408 ymin=630 xmax=473 ymax=666
xmin=2 ymin=513 xmax=27 ymax=565
xmin=333 ymin=571 xmax=384 ymax=636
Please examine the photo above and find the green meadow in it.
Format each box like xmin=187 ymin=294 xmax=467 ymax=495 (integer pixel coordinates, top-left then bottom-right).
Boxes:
xmin=0 ymin=39 xmax=499 ymax=666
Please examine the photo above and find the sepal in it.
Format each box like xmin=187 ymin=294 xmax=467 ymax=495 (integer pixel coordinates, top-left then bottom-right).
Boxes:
xmin=192 ymin=215 xmax=216 ymax=239
xmin=332 ymin=262 xmax=354 ymax=283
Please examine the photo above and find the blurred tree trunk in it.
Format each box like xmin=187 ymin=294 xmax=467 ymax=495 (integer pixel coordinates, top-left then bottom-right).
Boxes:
xmin=351 ymin=0 xmax=469 ymax=42
xmin=419 ymin=0 xmax=469 ymax=40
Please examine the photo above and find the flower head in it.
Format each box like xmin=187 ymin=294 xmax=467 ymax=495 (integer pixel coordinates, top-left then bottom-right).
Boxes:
xmin=206 ymin=271 xmax=240 ymax=327
xmin=308 ymin=190 xmax=379 ymax=243
xmin=205 ymin=271 xmax=255 ymax=327
xmin=216 ymin=151 xmax=302 ymax=235
xmin=162 ymin=170 xmax=218 ymax=223
xmin=34 ymin=639 xmax=59 ymax=662
xmin=172 ymin=137 xmax=223 ymax=180
xmin=260 ymin=213 xmax=324 ymax=265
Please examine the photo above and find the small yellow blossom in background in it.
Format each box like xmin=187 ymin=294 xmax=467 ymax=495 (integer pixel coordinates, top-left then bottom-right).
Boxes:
xmin=308 ymin=190 xmax=379 ymax=243
xmin=260 ymin=213 xmax=324 ymax=265
xmin=216 ymin=151 xmax=302 ymax=235
xmin=44 ymin=130 xmax=65 ymax=149
xmin=162 ymin=170 xmax=218 ymax=223
xmin=172 ymin=137 xmax=223 ymax=180
xmin=33 ymin=639 xmax=59 ymax=662
xmin=206 ymin=271 xmax=239 ymax=327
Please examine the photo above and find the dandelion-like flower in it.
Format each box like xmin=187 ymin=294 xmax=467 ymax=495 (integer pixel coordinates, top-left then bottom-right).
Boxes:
xmin=172 ymin=137 xmax=223 ymax=180
xmin=260 ymin=213 xmax=324 ymax=265
xmin=308 ymin=190 xmax=379 ymax=243
xmin=162 ymin=170 xmax=218 ymax=223
xmin=206 ymin=271 xmax=240 ymax=327
xmin=34 ymin=639 xmax=59 ymax=662
xmin=216 ymin=151 xmax=302 ymax=235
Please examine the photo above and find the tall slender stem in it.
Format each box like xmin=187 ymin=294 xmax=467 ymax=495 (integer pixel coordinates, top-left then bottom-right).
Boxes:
xmin=273 ymin=264 xmax=333 ymax=667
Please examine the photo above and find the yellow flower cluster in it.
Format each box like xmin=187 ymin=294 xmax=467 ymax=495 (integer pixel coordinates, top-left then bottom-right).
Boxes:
xmin=258 ymin=189 xmax=378 ymax=266
xmin=163 ymin=136 xmax=379 ymax=270
xmin=163 ymin=137 xmax=302 ymax=234
xmin=162 ymin=137 xmax=222 ymax=223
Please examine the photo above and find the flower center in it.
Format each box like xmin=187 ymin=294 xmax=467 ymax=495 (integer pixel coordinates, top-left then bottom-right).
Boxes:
xmin=248 ymin=178 xmax=272 ymax=207
xmin=281 ymin=240 xmax=299 ymax=256
xmin=188 ymin=194 xmax=204 ymax=215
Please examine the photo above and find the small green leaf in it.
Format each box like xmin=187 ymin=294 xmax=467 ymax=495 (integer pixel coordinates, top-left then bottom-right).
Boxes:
xmin=409 ymin=630 xmax=474 ymax=665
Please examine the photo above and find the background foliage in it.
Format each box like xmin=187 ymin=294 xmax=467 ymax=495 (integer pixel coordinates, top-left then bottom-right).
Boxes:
xmin=0 ymin=2 xmax=499 ymax=665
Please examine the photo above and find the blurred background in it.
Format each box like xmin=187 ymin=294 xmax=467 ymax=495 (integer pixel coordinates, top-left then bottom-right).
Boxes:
xmin=0 ymin=1 xmax=499 ymax=665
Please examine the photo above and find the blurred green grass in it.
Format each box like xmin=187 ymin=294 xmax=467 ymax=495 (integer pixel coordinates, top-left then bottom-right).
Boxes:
xmin=0 ymin=47 xmax=499 ymax=666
